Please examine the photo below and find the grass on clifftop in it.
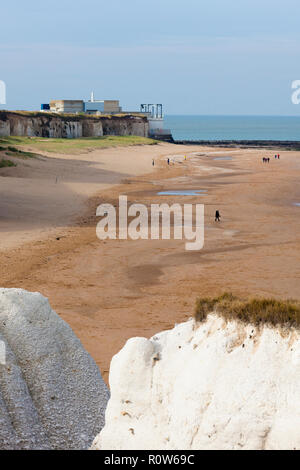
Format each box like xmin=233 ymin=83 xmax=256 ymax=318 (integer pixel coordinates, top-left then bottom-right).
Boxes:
xmin=194 ymin=292 xmax=300 ymax=328
xmin=0 ymin=136 xmax=158 ymax=154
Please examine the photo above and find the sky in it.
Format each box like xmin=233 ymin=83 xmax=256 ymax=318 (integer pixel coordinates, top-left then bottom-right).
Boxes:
xmin=1 ymin=0 xmax=300 ymax=115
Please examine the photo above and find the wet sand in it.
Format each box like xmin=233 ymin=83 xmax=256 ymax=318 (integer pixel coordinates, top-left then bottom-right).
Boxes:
xmin=1 ymin=144 xmax=300 ymax=383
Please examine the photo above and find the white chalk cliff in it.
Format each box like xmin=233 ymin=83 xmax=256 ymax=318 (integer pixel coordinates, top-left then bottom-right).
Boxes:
xmin=0 ymin=288 xmax=109 ymax=450
xmin=92 ymin=315 xmax=300 ymax=450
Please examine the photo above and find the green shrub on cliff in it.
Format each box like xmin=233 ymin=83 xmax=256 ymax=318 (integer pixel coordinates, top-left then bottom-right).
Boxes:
xmin=0 ymin=158 xmax=16 ymax=168
xmin=0 ymin=142 xmax=38 ymax=159
xmin=5 ymin=148 xmax=37 ymax=159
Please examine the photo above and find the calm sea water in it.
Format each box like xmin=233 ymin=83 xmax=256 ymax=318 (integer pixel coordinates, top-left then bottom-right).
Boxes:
xmin=164 ymin=116 xmax=300 ymax=141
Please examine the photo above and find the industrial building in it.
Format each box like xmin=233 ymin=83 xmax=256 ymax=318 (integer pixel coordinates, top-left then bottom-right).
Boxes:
xmin=43 ymin=93 xmax=121 ymax=115
xmin=84 ymin=92 xmax=121 ymax=114
xmin=140 ymin=104 xmax=163 ymax=134
xmin=49 ymin=100 xmax=84 ymax=114
xmin=40 ymin=96 xmax=173 ymax=141
xmin=139 ymin=103 xmax=172 ymax=141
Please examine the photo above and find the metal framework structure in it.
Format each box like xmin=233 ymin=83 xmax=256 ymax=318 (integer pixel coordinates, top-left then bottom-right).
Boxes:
xmin=140 ymin=104 xmax=163 ymax=118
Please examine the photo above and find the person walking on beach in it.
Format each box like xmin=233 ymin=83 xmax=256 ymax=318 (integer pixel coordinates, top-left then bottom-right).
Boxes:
xmin=167 ymin=158 xmax=170 ymax=165
xmin=152 ymin=159 xmax=155 ymax=166
xmin=215 ymin=210 xmax=221 ymax=222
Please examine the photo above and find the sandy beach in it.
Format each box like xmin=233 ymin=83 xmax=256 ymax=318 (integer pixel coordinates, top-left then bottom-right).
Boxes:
xmin=0 ymin=142 xmax=173 ymax=250
xmin=1 ymin=142 xmax=300 ymax=382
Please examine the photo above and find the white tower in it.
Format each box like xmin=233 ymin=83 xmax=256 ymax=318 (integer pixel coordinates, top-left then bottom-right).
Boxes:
xmin=90 ymin=91 xmax=95 ymax=102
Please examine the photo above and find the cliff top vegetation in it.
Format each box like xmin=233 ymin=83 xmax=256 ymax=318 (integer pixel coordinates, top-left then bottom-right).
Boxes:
xmin=195 ymin=292 xmax=300 ymax=328
xmin=0 ymin=135 xmax=157 ymax=154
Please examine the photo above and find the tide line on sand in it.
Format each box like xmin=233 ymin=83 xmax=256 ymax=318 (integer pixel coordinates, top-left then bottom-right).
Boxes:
xmin=157 ymin=190 xmax=207 ymax=196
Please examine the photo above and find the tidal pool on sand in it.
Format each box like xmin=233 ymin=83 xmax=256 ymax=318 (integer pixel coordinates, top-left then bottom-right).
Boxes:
xmin=213 ymin=156 xmax=232 ymax=161
xmin=157 ymin=190 xmax=207 ymax=196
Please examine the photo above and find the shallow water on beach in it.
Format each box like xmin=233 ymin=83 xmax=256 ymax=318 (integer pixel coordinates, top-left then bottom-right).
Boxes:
xmin=213 ymin=156 xmax=232 ymax=161
xmin=157 ymin=190 xmax=207 ymax=196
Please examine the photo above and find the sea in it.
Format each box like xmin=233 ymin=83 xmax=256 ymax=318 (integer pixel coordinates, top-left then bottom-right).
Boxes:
xmin=164 ymin=115 xmax=300 ymax=141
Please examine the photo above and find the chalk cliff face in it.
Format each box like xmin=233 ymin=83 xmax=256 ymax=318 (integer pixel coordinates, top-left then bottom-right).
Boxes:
xmin=0 ymin=111 xmax=149 ymax=138
xmin=92 ymin=315 xmax=300 ymax=450
xmin=0 ymin=288 xmax=109 ymax=450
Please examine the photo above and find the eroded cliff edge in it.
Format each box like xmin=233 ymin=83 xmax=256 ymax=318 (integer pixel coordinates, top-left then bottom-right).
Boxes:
xmin=0 ymin=111 xmax=149 ymax=138
xmin=92 ymin=315 xmax=300 ymax=450
xmin=0 ymin=288 xmax=109 ymax=450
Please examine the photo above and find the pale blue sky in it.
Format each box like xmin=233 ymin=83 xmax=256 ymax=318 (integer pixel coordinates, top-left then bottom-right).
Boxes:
xmin=1 ymin=0 xmax=300 ymax=114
